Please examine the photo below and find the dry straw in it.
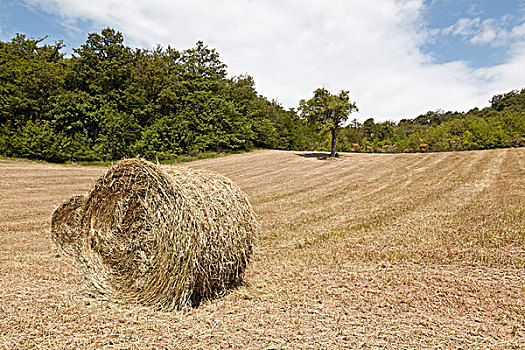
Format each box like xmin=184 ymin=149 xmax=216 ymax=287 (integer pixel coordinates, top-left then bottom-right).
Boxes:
xmin=51 ymin=158 xmax=257 ymax=311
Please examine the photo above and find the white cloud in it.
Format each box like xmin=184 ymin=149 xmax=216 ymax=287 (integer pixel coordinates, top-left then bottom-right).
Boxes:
xmin=510 ymin=22 xmax=525 ymax=39
xmin=23 ymin=0 xmax=525 ymax=121
xmin=442 ymin=17 xmax=480 ymax=37
xmin=444 ymin=15 xmax=525 ymax=47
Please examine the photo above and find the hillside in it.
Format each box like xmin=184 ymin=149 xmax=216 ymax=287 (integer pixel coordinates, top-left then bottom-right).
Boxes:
xmin=1 ymin=149 xmax=524 ymax=348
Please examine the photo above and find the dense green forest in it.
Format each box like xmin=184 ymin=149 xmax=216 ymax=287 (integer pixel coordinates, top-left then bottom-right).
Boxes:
xmin=0 ymin=28 xmax=524 ymax=162
xmin=0 ymin=28 xmax=312 ymax=162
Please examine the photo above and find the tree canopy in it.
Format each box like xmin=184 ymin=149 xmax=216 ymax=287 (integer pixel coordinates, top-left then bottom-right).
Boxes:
xmin=0 ymin=29 xmax=312 ymax=162
xmin=0 ymin=29 xmax=523 ymax=163
xmin=299 ymin=88 xmax=358 ymax=157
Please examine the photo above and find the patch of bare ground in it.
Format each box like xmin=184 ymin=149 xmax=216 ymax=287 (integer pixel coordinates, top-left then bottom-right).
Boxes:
xmin=1 ymin=149 xmax=524 ymax=349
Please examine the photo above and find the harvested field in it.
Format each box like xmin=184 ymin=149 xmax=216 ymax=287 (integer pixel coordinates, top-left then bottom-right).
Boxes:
xmin=1 ymin=149 xmax=524 ymax=349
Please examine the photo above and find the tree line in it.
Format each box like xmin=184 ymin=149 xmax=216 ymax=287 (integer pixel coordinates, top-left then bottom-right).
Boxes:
xmin=333 ymin=89 xmax=525 ymax=153
xmin=0 ymin=28 xmax=312 ymax=162
xmin=0 ymin=28 xmax=523 ymax=162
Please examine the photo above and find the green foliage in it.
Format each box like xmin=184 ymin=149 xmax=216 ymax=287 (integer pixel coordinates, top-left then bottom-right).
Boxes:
xmin=0 ymin=29 xmax=314 ymax=162
xmin=337 ymin=107 xmax=525 ymax=153
xmin=0 ymin=34 xmax=65 ymax=125
xmin=490 ymin=89 xmax=525 ymax=113
xmin=0 ymin=29 xmax=523 ymax=162
xmin=94 ymin=109 xmax=141 ymax=160
xmin=0 ymin=120 xmax=95 ymax=162
xmin=299 ymin=88 xmax=358 ymax=156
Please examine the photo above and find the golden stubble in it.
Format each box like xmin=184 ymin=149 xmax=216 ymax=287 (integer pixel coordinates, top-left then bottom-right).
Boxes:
xmin=1 ymin=149 xmax=524 ymax=349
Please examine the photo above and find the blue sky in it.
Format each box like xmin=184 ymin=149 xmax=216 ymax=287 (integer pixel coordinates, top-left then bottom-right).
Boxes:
xmin=0 ymin=0 xmax=524 ymax=120
xmin=0 ymin=0 xmax=86 ymax=51
xmin=422 ymin=0 xmax=525 ymax=67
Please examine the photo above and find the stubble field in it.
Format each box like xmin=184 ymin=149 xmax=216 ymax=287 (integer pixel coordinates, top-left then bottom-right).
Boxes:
xmin=1 ymin=148 xmax=524 ymax=349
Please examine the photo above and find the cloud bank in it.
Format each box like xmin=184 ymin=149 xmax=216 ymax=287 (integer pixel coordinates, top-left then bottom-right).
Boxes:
xmin=25 ymin=0 xmax=525 ymax=121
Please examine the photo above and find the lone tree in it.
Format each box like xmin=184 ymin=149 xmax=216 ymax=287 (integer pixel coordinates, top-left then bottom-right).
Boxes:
xmin=299 ymin=88 xmax=358 ymax=157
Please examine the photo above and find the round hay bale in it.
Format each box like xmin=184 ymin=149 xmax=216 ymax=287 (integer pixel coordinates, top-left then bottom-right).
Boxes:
xmin=51 ymin=195 xmax=86 ymax=257
xmin=51 ymin=158 xmax=257 ymax=310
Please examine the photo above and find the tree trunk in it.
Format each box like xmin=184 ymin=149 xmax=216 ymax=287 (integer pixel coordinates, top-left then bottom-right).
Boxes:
xmin=330 ymin=129 xmax=337 ymax=157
